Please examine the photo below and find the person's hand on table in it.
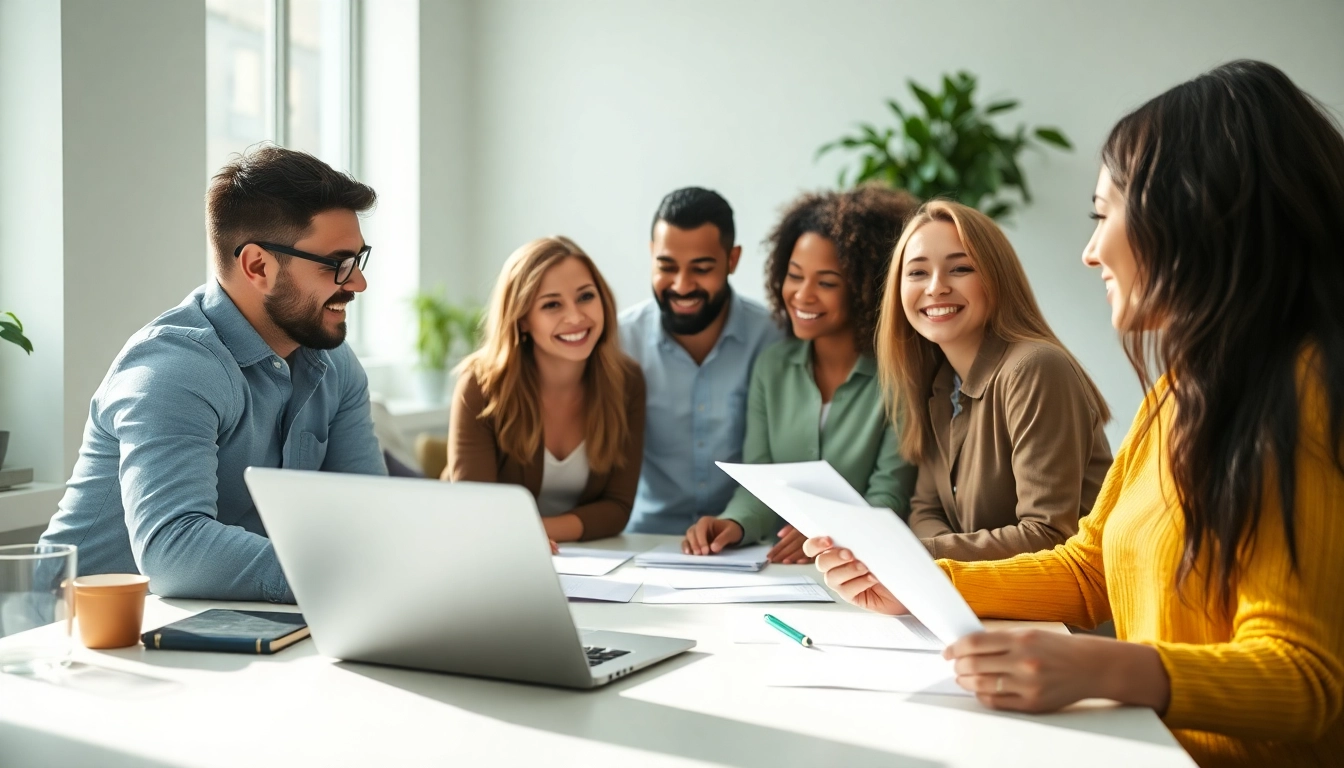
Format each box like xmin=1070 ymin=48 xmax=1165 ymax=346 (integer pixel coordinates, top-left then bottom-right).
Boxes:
xmin=803 ymin=535 xmax=908 ymax=615
xmin=943 ymin=630 xmax=1171 ymax=714
xmin=682 ymin=517 xmax=744 ymax=555
xmin=766 ymin=525 xmax=813 ymax=564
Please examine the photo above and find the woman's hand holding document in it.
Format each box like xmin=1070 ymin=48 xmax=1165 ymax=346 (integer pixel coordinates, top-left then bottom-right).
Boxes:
xmin=716 ymin=461 xmax=983 ymax=646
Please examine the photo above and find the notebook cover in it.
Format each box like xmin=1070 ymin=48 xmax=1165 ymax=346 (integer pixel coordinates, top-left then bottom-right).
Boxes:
xmin=142 ymin=609 xmax=310 ymax=654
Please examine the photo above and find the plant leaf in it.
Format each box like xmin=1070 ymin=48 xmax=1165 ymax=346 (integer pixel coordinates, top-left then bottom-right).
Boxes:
xmin=984 ymin=99 xmax=1019 ymax=115
xmin=985 ymin=202 xmax=1013 ymax=220
xmin=909 ymin=81 xmax=943 ymax=120
xmin=0 ymin=322 xmax=33 ymax=354
xmin=1034 ymin=126 xmax=1073 ymax=149
xmin=885 ymin=98 xmax=907 ymax=121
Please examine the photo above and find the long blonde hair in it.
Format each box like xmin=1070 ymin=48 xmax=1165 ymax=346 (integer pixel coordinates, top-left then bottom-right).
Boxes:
xmin=458 ymin=236 xmax=631 ymax=474
xmin=876 ymin=200 xmax=1110 ymax=463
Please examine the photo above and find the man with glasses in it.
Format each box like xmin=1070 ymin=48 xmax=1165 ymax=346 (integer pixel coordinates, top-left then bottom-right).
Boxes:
xmin=39 ymin=146 xmax=386 ymax=602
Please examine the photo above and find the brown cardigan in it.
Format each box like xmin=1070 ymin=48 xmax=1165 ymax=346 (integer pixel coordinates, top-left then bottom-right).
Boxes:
xmin=908 ymin=333 xmax=1113 ymax=561
xmin=444 ymin=359 xmax=646 ymax=540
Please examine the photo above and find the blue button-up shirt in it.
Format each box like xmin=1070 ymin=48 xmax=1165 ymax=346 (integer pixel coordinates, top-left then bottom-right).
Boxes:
xmin=39 ymin=281 xmax=386 ymax=603
xmin=618 ymin=291 xmax=782 ymax=534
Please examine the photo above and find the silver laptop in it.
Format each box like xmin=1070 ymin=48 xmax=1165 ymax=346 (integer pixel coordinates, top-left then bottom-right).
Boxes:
xmin=244 ymin=467 xmax=694 ymax=689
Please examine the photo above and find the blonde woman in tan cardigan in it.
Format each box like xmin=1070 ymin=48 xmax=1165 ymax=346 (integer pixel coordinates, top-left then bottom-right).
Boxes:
xmin=444 ymin=236 xmax=645 ymax=543
xmin=878 ymin=200 xmax=1112 ymax=561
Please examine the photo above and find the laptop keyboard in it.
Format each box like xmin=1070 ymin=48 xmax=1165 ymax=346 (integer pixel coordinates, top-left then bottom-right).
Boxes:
xmin=584 ymin=646 xmax=632 ymax=667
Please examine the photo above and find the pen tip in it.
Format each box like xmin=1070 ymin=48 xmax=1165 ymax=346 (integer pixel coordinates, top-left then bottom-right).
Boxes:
xmin=803 ymin=637 xmax=813 ymax=647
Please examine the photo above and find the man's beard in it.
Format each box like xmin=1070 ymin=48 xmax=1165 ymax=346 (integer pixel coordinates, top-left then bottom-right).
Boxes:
xmin=264 ymin=267 xmax=353 ymax=351
xmin=656 ymin=283 xmax=732 ymax=336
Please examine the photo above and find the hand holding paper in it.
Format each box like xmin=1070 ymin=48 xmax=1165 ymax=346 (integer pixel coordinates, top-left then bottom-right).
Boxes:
xmin=717 ymin=460 xmax=983 ymax=646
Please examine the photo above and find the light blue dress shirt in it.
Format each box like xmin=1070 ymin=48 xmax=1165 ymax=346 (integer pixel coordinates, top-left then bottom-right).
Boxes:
xmin=39 ymin=281 xmax=386 ymax=603
xmin=618 ymin=291 xmax=783 ymax=534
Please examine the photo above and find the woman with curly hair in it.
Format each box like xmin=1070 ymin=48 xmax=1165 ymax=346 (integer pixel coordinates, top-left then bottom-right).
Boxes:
xmin=682 ymin=185 xmax=918 ymax=563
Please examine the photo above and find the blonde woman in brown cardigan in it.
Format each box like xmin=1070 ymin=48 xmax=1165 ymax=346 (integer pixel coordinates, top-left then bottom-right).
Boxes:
xmin=878 ymin=201 xmax=1113 ymax=561
xmin=444 ymin=236 xmax=645 ymax=543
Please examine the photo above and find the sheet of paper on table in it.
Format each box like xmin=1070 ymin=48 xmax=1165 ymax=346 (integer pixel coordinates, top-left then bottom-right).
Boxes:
xmin=551 ymin=547 xmax=639 ymax=576
xmin=633 ymin=542 xmax=770 ymax=572
xmin=717 ymin=460 xmax=984 ymax=645
xmin=768 ymin=642 xmax=968 ymax=696
xmin=735 ymin=609 xmax=942 ymax=651
xmin=643 ymin=569 xmax=816 ymax=590
xmin=641 ymin=581 xmax=833 ymax=604
xmin=558 ymin=575 xmax=641 ymax=603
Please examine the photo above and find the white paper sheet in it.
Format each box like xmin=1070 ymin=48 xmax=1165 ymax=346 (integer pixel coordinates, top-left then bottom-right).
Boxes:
xmin=735 ymin=610 xmax=942 ymax=651
xmin=558 ymin=575 xmax=641 ymax=603
xmin=769 ymin=643 xmax=968 ymax=696
xmin=633 ymin=542 xmax=770 ymax=571
xmin=643 ymin=569 xmax=816 ymax=590
xmin=717 ymin=460 xmax=984 ymax=645
xmin=640 ymin=582 xmax=833 ymax=604
xmin=551 ymin=547 xmax=638 ymax=576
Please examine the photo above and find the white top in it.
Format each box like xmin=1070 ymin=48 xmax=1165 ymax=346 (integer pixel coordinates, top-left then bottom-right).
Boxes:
xmin=819 ymin=401 xmax=834 ymax=432
xmin=537 ymin=441 xmax=589 ymax=516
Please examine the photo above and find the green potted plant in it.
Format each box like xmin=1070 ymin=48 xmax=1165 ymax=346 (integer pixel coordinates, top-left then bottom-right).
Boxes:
xmin=816 ymin=71 xmax=1072 ymax=220
xmin=0 ymin=311 xmax=34 ymax=469
xmin=409 ymin=291 xmax=484 ymax=406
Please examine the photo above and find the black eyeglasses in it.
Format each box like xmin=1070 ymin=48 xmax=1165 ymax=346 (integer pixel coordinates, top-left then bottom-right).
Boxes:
xmin=233 ymin=241 xmax=372 ymax=285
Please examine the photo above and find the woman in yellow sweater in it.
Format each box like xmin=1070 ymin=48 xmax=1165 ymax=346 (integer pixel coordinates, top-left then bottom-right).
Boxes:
xmin=805 ymin=60 xmax=1344 ymax=767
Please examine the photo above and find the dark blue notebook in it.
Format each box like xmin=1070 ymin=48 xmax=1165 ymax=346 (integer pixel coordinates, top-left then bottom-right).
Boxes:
xmin=143 ymin=609 xmax=310 ymax=654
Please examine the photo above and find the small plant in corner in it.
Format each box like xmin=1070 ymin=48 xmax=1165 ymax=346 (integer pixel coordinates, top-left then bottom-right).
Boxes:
xmin=1 ymin=312 xmax=33 ymax=355
xmin=816 ymin=71 xmax=1073 ymax=220
xmin=411 ymin=291 xmax=459 ymax=371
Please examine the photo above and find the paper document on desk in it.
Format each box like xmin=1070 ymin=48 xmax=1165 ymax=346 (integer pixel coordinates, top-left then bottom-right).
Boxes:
xmin=769 ymin=643 xmax=968 ymax=696
xmin=717 ymin=460 xmax=983 ymax=645
xmin=734 ymin=610 xmax=942 ymax=651
xmin=641 ymin=581 xmax=833 ymax=604
xmin=644 ymin=570 xmax=815 ymax=590
xmin=552 ymin=547 xmax=638 ymax=576
xmin=633 ymin=543 xmax=770 ymax=571
xmin=558 ymin=575 xmax=641 ymax=603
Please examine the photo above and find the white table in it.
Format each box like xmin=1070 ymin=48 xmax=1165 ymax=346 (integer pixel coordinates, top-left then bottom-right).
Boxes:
xmin=0 ymin=534 xmax=1194 ymax=768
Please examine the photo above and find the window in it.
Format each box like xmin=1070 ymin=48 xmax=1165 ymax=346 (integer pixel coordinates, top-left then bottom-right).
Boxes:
xmin=206 ymin=0 xmax=363 ymax=343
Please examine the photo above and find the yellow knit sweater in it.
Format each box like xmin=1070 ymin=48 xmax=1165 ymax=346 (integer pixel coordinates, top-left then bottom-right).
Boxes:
xmin=939 ymin=371 xmax=1344 ymax=768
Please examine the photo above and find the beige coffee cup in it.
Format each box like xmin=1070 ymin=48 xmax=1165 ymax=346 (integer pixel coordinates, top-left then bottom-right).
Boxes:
xmin=72 ymin=574 xmax=150 ymax=649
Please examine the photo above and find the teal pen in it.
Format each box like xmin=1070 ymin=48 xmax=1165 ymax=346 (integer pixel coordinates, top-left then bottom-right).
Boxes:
xmin=764 ymin=613 xmax=813 ymax=647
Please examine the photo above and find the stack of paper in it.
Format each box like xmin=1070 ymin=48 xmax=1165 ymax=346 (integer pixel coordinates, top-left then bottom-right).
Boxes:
xmin=632 ymin=542 xmax=771 ymax=572
xmin=717 ymin=460 xmax=984 ymax=646
xmin=640 ymin=571 xmax=833 ymax=604
xmin=551 ymin=547 xmax=639 ymax=576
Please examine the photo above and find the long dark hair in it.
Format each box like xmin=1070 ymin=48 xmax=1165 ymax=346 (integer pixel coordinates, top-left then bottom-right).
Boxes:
xmin=764 ymin=185 xmax=918 ymax=355
xmin=1103 ymin=60 xmax=1344 ymax=603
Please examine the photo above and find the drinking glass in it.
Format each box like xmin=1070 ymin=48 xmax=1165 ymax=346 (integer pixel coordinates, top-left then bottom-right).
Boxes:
xmin=0 ymin=543 xmax=76 ymax=674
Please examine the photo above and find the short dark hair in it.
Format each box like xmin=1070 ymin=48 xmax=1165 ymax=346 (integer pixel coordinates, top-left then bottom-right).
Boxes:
xmin=765 ymin=184 xmax=918 ymax=355
xmin=651 ymin=187 xmax=735 ymax=253
xmin=206 ymin=145 xmax=377 ymax=273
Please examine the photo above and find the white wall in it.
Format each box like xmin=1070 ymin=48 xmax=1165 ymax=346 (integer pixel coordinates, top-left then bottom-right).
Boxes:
xmin=429 ymin=0 xmax=1344 ymax=447
xmin=0 ymin=0 xmax=204 ymax=482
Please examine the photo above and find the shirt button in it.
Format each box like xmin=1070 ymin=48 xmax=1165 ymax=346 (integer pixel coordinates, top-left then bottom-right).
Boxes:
xmin=952 ymin=485 xmax=958 ymax=494
xmin=699 ymin=482 xmax=706 ymax=489
xmin=272 ymin=359 xmax=283 ymax=369
xmin=697 ymin=404 xmax=705 ymax=412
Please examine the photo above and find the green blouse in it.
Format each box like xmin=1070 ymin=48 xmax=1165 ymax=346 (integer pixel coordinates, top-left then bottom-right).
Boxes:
xmin=718 ymin=338 xmax=916 ymax=544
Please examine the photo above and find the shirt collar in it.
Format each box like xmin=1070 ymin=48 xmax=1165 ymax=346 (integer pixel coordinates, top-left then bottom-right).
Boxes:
xmin=959 ymin=331 xmax=1009 ymax=399
xmin=202 ymin=280 xmax=280 ymax=368
xmin=785 ymin=338 xmax=877 ymax=378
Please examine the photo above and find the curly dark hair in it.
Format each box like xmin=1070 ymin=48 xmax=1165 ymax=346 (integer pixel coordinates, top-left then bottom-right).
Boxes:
xmin=764 ymin=185 xmax=919 ymax=355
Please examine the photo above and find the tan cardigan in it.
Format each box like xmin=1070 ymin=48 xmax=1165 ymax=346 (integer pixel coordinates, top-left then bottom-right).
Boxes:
xmin=444 ymin=359 xmax=646 ymax=540
xmin=908 ymin=333 xmax=1113 ymax=561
